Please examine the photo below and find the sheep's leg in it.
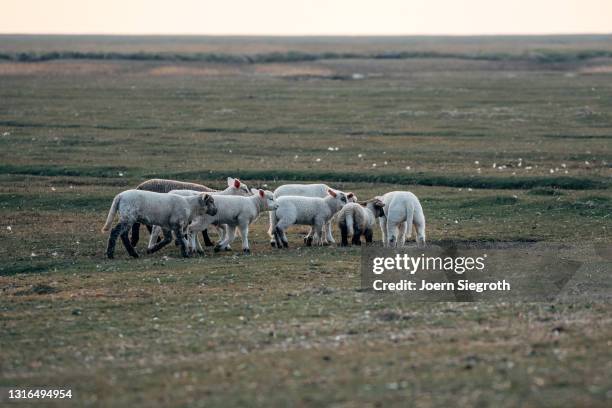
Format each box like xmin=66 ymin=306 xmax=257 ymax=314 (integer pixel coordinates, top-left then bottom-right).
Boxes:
xmin=352 ymin=223 xmax=362 ymax=246
xmin=145 ymin=224 xmax=163 ymax=244
xmin=313 ymin=223 xmax=324 ymax=246
xmin=386 ymin=221 xmax=399 ymax=248
xmin=213 ymin=226 xmax=229 ymax=252
xmin=184 ymin=232 xmax=196 ymax=255
xmin=171 ymin=226 xmax=189 ymax=257
xmin=130 ymin=223 xmax=140 ymax=247
xmin=302 ymin=226 xmax=311 ymax=244
xmin=174 ymin=226 xmax=190 ymax=252
xmin=379 ymin=217 xmax=388 ymax=246
xmin=147 ymin=228 xmax=173 ymax=254
xmin=239 ymin=222 xmax=250 ymax=254
xmin=215 ymin=226 xmax=235 ymax=252
xmin=273 ymin=221 xmax=289 ymax=248
xmin=275 ymin=216 xmax=292 ymax=248
xmin=399 ymin=222 xmax=409 ymax=247
xmin=185 ymin=232 xmax=193 ymax=254
xmin=324 ymin=222 xmax=335 ymax=244
xmin=106 ymin=222 xmax=131 ymax=259
xmin=339 ymin=221 xmax=349 ymax=247
xmin=194 ymin=233 xmax=205 ymax=255
xmin=148 ymin=226 xmax=163 ymax=251
xmin=202 ymin=230 xmax=215 ymax=247
xmin=273 ymin=226 xmax=284 ymax=249
xmin=268 ymin=212 xmax=277 ymax=247
xmin=415 ymin=222 xmax=426 ymax=247
xmin=364 ymin=228 xmax=374 ymax=245
xmin=220 ymin=225 xmax=231 ymax=250
xmin=213 ymin=225 xmax=224 ymax=242
xmin=119 ymin=226 xmax=139 ymax=258
xmin=305 ymin=229 xmax=314 ymax=246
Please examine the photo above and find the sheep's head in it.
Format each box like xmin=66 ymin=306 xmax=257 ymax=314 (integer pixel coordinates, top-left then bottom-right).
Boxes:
xmin=227 ymin=177 xmax=251 ymax=196
xmin=199 ymin=193 xmax=217 ymax=216
xmin=251 ymin=188 xmax=278 ymax=210
xmin=363 ymin=198 xmax=386 ymax=218
xmin=327 ymin=189 xmax=348 ymax=206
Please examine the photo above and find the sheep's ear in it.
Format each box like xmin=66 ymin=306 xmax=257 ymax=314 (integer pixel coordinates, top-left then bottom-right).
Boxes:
xmin=327 ymin=189 xmax=337 ymax=198
xmin=234 ymin=178 xmax=241 ymax=189
xmin=259 ymin=189 xmax=265 ymax=198
xmin=347 ymin=192 xmax=354 ymax=199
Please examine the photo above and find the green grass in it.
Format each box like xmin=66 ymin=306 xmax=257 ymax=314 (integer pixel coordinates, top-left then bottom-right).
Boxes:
xmin=0 ymin=35 xmax=611 ymax=407
xmin=1 ymin=165 xmax=608 ymax=190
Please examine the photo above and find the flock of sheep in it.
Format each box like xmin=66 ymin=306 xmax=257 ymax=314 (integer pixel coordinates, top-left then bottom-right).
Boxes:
xmin=101 ymin=177 xmax=426 ymax=258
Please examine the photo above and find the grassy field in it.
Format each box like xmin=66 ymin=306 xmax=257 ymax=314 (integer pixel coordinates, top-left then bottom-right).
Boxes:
xmin=0 ymin=35 xmax=611 ymax=407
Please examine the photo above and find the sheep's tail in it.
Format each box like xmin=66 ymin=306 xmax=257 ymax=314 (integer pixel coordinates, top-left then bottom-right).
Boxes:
xmin=101 ymin=194 xmax=120 ymax=233
xmin=345 ymin=209 xmax=355 ymax=237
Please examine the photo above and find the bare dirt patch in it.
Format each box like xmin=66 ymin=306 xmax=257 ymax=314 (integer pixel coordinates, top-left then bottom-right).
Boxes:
xmin=147 ymin=65 xmax=241 ymax=77
xmin=252 ymin=63 xmax=335 ymax=77
xmin=579 ymin=65 xmax=612 ymax=74
xmin=0 ymin=61 xmax=120 ymax=76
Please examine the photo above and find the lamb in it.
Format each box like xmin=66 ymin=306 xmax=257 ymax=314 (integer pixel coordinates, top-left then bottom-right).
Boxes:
xmin=148 ymin=186 xmax=241 ymax=254
xmin=101 ymin=190 xmax=217 ymax=259
xmin=269 ymin=183 xmax=356 ymax=246
xmin=377 ymin=191 xmax=426 ymax=247
xmin=335 ymin=198 xmax=386 ymax=246
xmin=187 ymin=189 xmax=277 ymax=254
xmin=271 ymin=189 xmax=348 ymax=248
xmin=131 ymin=177 xmax=249 ymax=247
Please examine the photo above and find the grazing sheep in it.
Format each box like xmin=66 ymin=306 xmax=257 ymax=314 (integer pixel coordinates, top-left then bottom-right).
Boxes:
xmin=335 ymin=198 xmax=386 ymax=246
xmin=101 ymin=190 xmax=217 ymax=259
xmin=377 ymin=191 xmax=426 ymax=247
xmin=269 ymin=183 xmax=356 ymax=246
xmin=132 ymin=177 xmax=249 ymax=247
xmin=271 ymin=189 xmax=348 ymax=248
xmin=187 ymin=189 xmax=277 ymax=254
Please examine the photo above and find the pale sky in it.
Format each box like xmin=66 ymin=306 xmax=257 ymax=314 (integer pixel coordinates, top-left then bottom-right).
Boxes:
xmin=2 ymin=0 xmax=611 ymax=35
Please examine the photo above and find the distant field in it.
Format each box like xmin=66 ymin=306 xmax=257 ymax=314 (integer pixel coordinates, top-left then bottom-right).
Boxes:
xmin=0 ymin=36 xmax=611 ymax=407
xmin=2 ymin=34 xmax=612 ymax=56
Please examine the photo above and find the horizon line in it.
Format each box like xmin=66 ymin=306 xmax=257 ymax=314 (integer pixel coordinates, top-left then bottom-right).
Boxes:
xmin=1 ymin=32 xmax=611 ymax=38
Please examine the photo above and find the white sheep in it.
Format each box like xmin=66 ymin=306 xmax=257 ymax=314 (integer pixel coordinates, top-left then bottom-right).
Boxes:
xmin=101 ymin=190 xmax=217 ymax=258
xmin=147 ymin=179 xmax=252 ymax=254
xmin=269 ymin=183 xmax=356 ymax=246
xmin=377 ymin=191 xmax=426 ymax=247
xmin=132 ymin=177 xmax=249 ymax=247
xmin=271 ymin=189 xmax=348 ymax=248
xmin=187 ymin=189 xmax=277 ymax=254
xmin=147 ymin=189 xmax=224 ymax=255
xmin=335 ymin=198 xmax=386 ymax=246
